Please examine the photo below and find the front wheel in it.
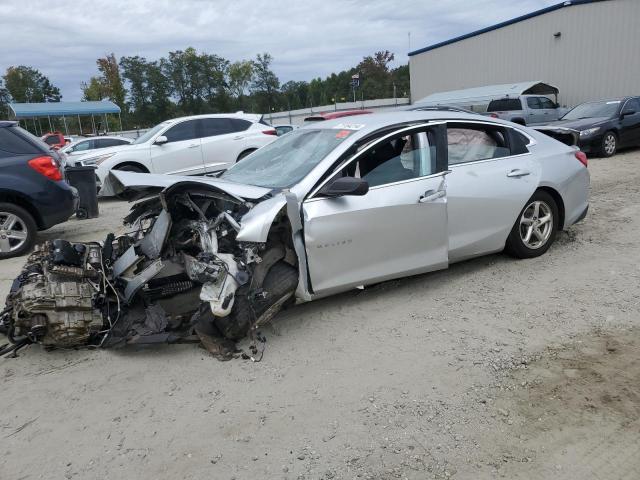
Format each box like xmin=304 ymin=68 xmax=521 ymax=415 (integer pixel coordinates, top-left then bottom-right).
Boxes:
xmin=505 ymin=191 xmax=559 ymax=259
xmin=599 ymin=131 xmax=617 ymax=157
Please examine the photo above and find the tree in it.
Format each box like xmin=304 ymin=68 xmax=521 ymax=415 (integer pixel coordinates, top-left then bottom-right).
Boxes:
xmin=0 ymin=79 xmax=9 ymax=116
xmin=251 ymin=53 xmax=279 ymax=113
xmin=81 ymin=77 xmax=108 ymax=101
xmin=96 ymin=53 xmax=126 ymax=110
xmin=3 ymin=66 xmax=61 ymax=103
xmin=356 ymin=50 xmax=395 ymax=99
xmin=228 ymin=60 xmax=254 ymax=108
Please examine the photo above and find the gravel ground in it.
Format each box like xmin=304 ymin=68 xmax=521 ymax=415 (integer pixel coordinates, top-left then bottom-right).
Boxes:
xmin=1 ymin=150 xmax=639 ymax=480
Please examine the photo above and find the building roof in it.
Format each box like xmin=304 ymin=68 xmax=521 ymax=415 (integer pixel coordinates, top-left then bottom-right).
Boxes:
xmin=8 ymin=100 xmax=121 ymax=118
xmin=408 ymin=0 xmax=609 ymax=57
xmin=414 ymin=81 xmax=559 ymax=106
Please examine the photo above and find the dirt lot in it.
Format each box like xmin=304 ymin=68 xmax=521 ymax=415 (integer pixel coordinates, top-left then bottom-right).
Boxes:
xmin=1 ymin=150 xmax=639 ymax=480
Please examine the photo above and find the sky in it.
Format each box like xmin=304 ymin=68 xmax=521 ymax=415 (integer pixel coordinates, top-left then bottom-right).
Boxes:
xmin=1 ymin=0 xmax=558 ymax=101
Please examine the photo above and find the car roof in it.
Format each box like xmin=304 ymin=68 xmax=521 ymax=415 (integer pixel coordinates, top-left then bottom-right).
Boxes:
xmin=0 ymin=121 xmax=18 ymax=128
xmin=165 ymin=112 xmax=262 ymax=124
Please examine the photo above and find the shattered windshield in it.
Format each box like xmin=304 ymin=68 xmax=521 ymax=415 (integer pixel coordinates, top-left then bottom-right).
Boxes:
xmin=561 ymin=101 xmax=620 ymax=120
xmin=221 ymin=128 xmax=351 ymax=189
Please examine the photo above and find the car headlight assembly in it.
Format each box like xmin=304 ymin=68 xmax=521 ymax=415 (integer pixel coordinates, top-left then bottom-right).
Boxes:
xmin=579 ymin=127 xmax=600 ymax=138
xmin=82 ymin=153 xmax=116 ymax=166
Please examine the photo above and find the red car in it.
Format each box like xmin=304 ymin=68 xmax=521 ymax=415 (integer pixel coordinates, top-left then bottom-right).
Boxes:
xmin=41 ymin=131 xmax=68 ymax=150
xmin=304 ymin=109 xmax=373 ymax=122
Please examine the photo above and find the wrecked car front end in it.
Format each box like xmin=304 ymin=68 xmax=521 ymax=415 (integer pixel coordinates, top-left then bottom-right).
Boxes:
xmin=0 ymin=173 xmax=299 ymax=358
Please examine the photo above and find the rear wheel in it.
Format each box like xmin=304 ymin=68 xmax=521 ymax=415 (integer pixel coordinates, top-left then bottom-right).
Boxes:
xmin=237 ymin=149 xmax=256 ymax=162
xmin=505 ymin=190 xmax=558 ymax=259
xmin=115 ymin=164 xmax=146 ymax=173
xmin=0 ymin=203 xmax=37 ymax=259
xmin=599 ymin=131 xmax=617 ymax=157
xmin=214 ymin=261 xmax=298 ymax=340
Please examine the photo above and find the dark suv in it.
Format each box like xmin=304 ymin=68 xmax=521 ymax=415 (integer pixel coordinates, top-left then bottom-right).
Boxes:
xmin=0 ymin=121 xmax=78 ymax=258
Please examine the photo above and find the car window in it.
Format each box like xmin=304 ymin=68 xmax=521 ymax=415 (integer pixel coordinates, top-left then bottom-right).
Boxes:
xmin=339 ymin=132 xmax=435 ymax=188
xmin=447 ymin=125 xmax=511 ymax=165
xmin=527 ymin=97 xmax=542 ymax=109
xmin=623 ymin=98 xmax=640 ymax=113
xmin=276 ymin=126 xmax=293 ymax=136
xmin=539 ymin=97 xmax=556 ymax=109
xmin=487 ymin=98 xmax=522 ymax=112
xmin=230 ymin=119 xmax=252 ymax=132
xmin=71 ymin=140 xmax=92 ymax=152
xmin=0 ymin=127 xmax=42 ymax=157
xmin=96 ymin=138 xmax=127 ymax=148
xmin=198 ymin=118 xmax=237 ymax=137
xmin=164 ymin=120 xmax=198 ymax=143
xmin=44 ymin=135 xmax=59 ymax=145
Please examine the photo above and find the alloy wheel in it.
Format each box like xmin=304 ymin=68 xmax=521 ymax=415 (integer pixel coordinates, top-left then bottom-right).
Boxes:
xmin=604 ymin=133 xmax=616 ymax=156
xmin=0 ymin=212 xmax=30 ymax=253
xmin=519 ymin=200 xmax=553 ymax=250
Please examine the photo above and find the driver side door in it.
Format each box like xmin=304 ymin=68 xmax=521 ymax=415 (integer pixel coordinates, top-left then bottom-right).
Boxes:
xmin=302 ymin=124 xmax=449 ymax=297
xmin=150 ymin=119 xmax=205 ymax=175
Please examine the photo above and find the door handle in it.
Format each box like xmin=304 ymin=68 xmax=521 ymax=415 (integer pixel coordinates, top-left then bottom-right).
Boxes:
xmin=418 ymin=190 xmax=445 ymax=203
xmin=507 ymin=169 xmax=531 ymax=178
xmin=233 ymin=136 xmax=243 ymax=140
xmin=188 ymin=144 xmax=199 ymax=149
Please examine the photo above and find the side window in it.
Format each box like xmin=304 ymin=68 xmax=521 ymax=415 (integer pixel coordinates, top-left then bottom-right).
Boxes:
xmin=623 ymin=98 xmax=640 ymax=113
xmin=0 ymin=127 xmax=41 ymax=157
xmin=164 ymin=120 xmax=198 ymax=143
xmin=72 ymin=140 xmax=92 ymax=152
xmin=446 ymin=124 xmax=511 ymax=165
xmin=230 ymin=119 xmax=252 ymax=132
xmin=97 ymin=138 xmax=127 ymax=148
xmin=45 ymin=135 xmax=59 ymax=145
xmin=527 ymin=97 xmax=542 ymax=109
xmin=199 ymin=118 xmax=237 ymax=138
xmin=539 ymin=97 xmax=556 ymax=109
xmin=340 ymin=132 xmax=435 ymax=188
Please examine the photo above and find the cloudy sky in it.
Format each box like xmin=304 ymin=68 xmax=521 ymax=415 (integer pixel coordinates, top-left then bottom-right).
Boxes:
xmin=2 ymin=0 xmax=557 ymax=101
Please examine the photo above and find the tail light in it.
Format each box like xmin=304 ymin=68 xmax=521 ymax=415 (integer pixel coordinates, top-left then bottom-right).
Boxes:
xmin=28 ymin=155 xmax=63 ymax=181
xmin=262 ymin=129 xmax=277 ymax=136
xmin=489 ymin=113 xmax=499 ymax=118
xmin=575 ymin=151 xmax=588 ymax=167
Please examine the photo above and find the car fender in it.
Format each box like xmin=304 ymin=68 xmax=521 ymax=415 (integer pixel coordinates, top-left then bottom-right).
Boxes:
xmin=236 ymin=194 xmax=288 ymax=242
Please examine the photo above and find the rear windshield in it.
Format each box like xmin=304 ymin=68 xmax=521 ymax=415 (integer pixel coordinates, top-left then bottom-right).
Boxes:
xmin=0 ymin=126 xmax=45 ymax=157
xmin=487 ymin=98 xmax=522 ymax=112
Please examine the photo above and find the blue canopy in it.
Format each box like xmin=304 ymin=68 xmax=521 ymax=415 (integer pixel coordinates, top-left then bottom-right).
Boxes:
xmin=8 ymin=101 xmax=121 ymax=118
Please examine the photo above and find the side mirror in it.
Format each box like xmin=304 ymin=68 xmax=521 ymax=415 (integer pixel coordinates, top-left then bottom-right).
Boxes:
xmin=154 ymin=135 xmax=168 ymax=145
xmin=621 ymin=110 xmax=636 ymax=118
xmin=318 ymin=176 xmax=369 ymax=198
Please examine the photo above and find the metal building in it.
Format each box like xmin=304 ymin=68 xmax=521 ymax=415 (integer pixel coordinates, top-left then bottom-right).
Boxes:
xmin=409 ymin=0 xmax=640 ymax=108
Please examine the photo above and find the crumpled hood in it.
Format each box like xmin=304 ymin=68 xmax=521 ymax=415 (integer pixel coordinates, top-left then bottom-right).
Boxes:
xmin=547 ymin=116 xmax=612 ymax=130
xmin=103 ymin=170 xmax=273 ymax=203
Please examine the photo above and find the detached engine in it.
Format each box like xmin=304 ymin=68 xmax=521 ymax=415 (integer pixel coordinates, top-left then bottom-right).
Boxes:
xmin=0 ymin=184 xmax=299 ymax=358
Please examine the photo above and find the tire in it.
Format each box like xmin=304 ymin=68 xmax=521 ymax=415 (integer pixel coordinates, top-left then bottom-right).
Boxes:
xmin=237 ymin=149 xmax=256 ymax=162
xmin=505 ymin=190 xmax=559 ymax=259
xmin=599 ymin=131 xmax=617 ymax=157
xmin=115 ymin=164 xmax=145 ymax=173
xmin=0 ymin=203 xmax=37 ymax=259
xmin=214 ymin=261 xmax=298 ymax=340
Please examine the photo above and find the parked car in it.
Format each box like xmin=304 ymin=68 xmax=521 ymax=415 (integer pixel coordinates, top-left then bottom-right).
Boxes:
xmin=61 ymin=135 xmax=133 ymax=158
xmin=545 ymin=97 xmax=640 ymax=157
xmin=75 ymin=113 xmax=277 ymax=195
xmin=304 ymin=109 xmax=373 ymax=122
xmin=41 ymin=131 xmax=68 ymax=150
xmin=7 ymin=110 xmax=590 ymax=352
xmin=485 ymin=95 xmax=567 ymax=125
xmin=273 ymin=124 xmax=299 ymax=136
xmin=0 ymin=121 xmax=77 ymax=259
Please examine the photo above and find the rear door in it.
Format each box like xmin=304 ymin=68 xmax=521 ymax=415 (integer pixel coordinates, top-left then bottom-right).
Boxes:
xmin=538 ymin=97 xmax=561 ymax=122
xmin=150 ymin=119 xmax=205 ymax=175
xmin=445 ymin=121 xmax=539 ymax=261
xmin=199 ymin=118 xmax=249 ymax=173
xmin=302 ymin=123 xmax=449 ymax=296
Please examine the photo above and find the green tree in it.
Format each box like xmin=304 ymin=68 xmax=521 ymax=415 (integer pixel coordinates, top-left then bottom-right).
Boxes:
xmin=356 ymin=50 xmax=395 ymax=99
xmin=228 ymin=60 xmax=254 ymax=109
xmin=3 ymin=66 xmax=61 ymax=102
xmin=0 ymin=79 xmax=9 ymax=116
xmin=81 ymin=77 xmax=108 ymax=101
xmin=251 ymin=53 xmax=279 ymax=113
xmin=96 ymin=53 xmax=126 ymax=110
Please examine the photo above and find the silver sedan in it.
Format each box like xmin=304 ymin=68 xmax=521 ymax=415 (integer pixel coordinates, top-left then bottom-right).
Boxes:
xmin=5 ymin=110 xmax=590 ymax=351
